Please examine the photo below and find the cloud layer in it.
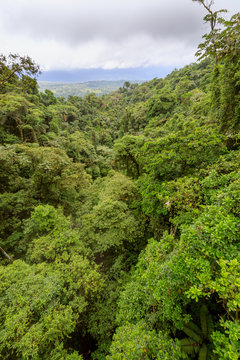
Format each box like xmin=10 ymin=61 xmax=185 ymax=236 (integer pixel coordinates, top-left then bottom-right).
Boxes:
xmin=0 ymin=0 xmax=238 ymax=70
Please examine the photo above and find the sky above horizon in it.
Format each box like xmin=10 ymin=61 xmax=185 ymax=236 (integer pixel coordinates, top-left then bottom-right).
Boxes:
xmin=0 ymin=0 xmax=239 ymax=78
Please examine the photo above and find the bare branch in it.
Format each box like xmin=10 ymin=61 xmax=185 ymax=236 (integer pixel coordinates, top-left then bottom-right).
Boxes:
xmin=0 ymin=247 xmax=13 ymax=262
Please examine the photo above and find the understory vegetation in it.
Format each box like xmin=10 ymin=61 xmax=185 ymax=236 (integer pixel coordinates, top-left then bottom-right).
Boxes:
xmin=0 ymin=3 xmax=239 ymax=359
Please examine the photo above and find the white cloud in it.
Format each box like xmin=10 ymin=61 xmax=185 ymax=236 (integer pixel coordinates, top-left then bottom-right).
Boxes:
xmin=0 ymin=0 xmax=238 ymax=70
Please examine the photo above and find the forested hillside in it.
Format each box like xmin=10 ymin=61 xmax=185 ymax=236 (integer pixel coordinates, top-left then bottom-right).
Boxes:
xmin=0 ymin=4 xmax=239 ymax=360
xmin=38 ymin=81 xmax=133 ymax=98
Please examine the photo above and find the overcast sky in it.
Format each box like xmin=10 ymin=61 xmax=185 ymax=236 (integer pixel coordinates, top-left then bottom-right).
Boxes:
xmin=0 ymin=0 xmax=239 ymax=73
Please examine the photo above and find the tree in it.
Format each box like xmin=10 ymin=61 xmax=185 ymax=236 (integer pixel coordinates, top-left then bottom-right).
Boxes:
xmin=192 ymin=1 xmax=226 ymax=65
xmin=0 ymin=144 xmax=91 ymax=257
xmin=39 ymin=89 xmax=57 ymax=106
xmin=193 ymin=1 xmax=240 ymax=131
xmin=107 ymin=322 xmax=182 ymax=360
xmin=114 ymin=135 xmax=144 ymax=178
xmin=0 ymin=93 xmax=44 ymax=143
xmin=0 ymin=53 xmax=40 ymax=92
xmin=0 ymin=205 xmax=101 ymax=359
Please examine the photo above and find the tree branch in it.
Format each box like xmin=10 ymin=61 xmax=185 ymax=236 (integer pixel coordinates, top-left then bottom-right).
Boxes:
xmin=0 ymin=247 xmax=13 ymax=262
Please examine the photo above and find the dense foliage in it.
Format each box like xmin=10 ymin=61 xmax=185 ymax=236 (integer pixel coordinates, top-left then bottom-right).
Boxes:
xmin=0 ymin=3 xmax=239 ymax=359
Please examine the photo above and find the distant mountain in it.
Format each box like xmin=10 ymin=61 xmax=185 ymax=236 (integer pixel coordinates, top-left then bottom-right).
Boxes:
xmin=38 ymin=66 xmax=175 ymax=82
xmin=38 ymin=80 xmax=140 ymax=98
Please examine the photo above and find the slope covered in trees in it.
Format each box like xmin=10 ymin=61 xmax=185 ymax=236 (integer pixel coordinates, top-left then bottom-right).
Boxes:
xmin=38 ymin=81 xmax=133 ymax=98
xmin=0 ymin=3 xmax=239 ymax=359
